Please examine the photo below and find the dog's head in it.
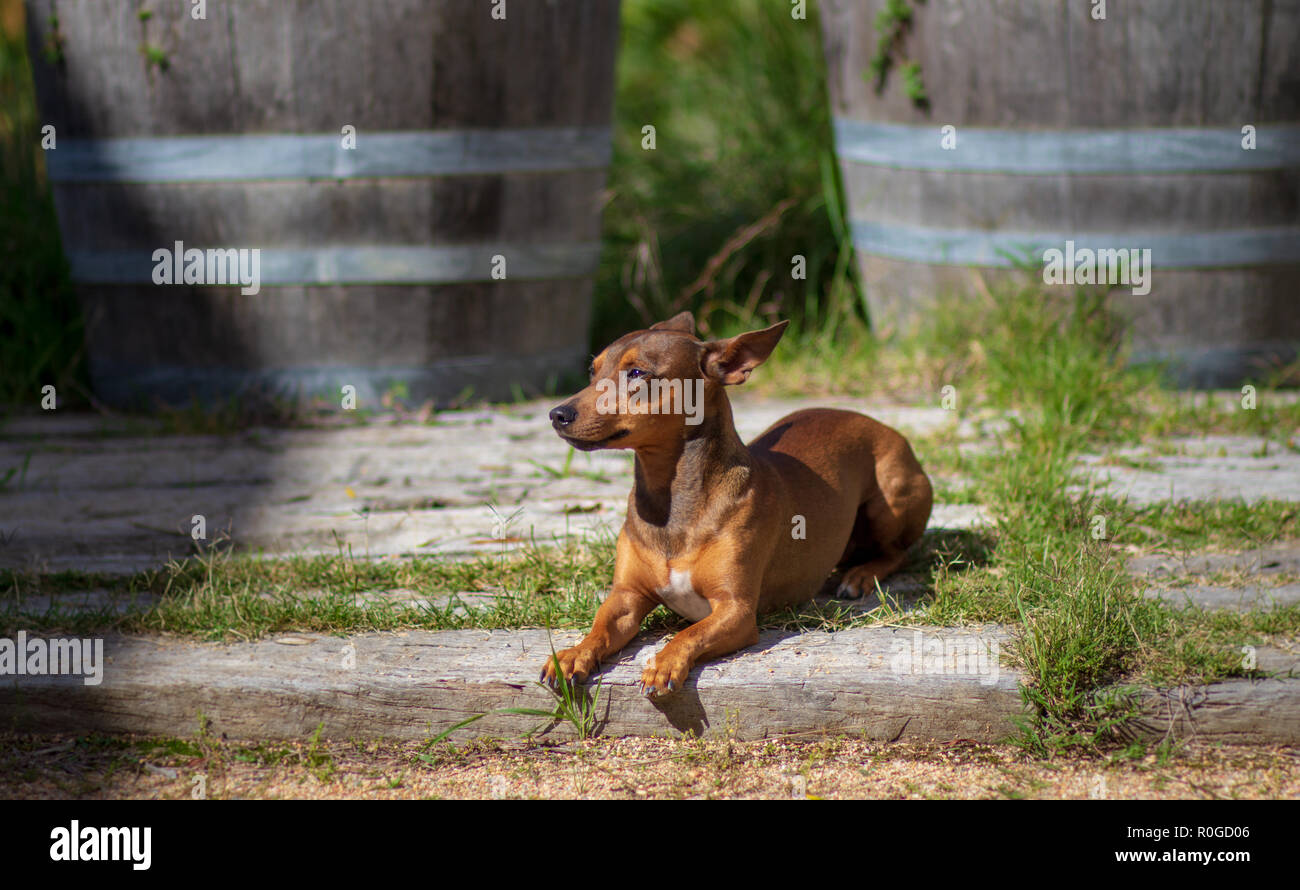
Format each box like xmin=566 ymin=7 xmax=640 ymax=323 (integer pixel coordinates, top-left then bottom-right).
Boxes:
xmin=548 ymin=312 xmax=787 ymax=451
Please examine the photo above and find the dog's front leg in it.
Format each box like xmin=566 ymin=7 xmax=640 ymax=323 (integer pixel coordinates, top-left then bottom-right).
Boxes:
xmin=540 ymin=585 xmax=657 ymax=685
xmin=639 ymin=596 xmax=758 ymax=696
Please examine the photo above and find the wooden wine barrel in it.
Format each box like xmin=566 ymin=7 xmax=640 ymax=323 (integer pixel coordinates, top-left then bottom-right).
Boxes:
xmin=25 ymin=0 xmax=620 ymax=408
xmin=820 ymin=0 xmax=1300 ymax=386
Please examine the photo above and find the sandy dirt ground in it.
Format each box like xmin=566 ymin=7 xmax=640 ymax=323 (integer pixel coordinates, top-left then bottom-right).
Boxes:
xmin=3 ymin=733 xmax=1297 ymax=800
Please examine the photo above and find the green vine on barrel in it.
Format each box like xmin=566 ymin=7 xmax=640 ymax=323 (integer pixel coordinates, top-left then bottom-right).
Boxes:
xmin=136 ymin=7 xmax=170 ymax=73
xmin=865 ymin=0 xmax=928 ymax=108
xmin=42 ymin=15 xmax=65 ymax=65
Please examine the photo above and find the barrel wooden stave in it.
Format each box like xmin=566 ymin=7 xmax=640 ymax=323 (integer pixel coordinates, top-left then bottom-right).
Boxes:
xmin=25 ymin=0 xmax=619 ymax=407
xmin=845 ymin=166 xmax=1300 ymax=233
xmin=28 ymin=0 xmax=621 ymax=135
xmin=50 ymin=174 xmax=608 ymax=249
xmin=821 ymin=0 xmax=1300 ymax=386
xmin=78 ymin=281 xmax=588 ymax=368
xmin=823 ymin=0 xmax=1296 ymax=128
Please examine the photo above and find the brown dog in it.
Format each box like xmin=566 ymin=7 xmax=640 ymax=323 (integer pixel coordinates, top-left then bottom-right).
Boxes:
xmin=542 ymin=312 xmax=932 ymax=697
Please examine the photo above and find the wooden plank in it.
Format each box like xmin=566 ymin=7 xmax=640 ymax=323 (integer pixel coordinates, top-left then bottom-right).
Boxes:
xmin=1127 ymin=678 xmax=1300 ymax=746
xmin=26 ymin=0 xmax=176 ymax=137
xmin=4 ymin=628 xmax=1295 ymax=744
xmin=0 ymin=627 xmax=1026 ymax=742
xmin=222 ymin=0 xmax=438 ymax=133
xmin=859 ymin=254 xmax=1300 ymax=333
xmin=74 ymin=278 xmax=591 ymax=368
xmin=134 ymin=0 xmax=242 ymax=136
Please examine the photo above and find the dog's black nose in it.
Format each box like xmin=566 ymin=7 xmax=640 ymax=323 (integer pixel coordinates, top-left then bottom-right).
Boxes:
xmin=549 ymin=404 xmax=577 ymax=427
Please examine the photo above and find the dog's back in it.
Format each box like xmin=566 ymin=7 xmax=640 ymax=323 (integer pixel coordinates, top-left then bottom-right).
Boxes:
xmin=749 ymin=408 xmax=932 ymax=608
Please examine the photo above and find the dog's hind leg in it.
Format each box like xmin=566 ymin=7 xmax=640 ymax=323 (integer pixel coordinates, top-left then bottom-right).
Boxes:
xmin=834 ymin=451 xmax=932 ymax=600
xmin=836 ymin=552 xmax=910 ymax=599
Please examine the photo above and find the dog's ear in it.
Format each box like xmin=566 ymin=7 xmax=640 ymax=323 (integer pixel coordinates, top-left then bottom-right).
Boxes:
xmin=701 ymin=320 xmax=788 ymax=385
xmin=650 ymin=311 xmax=696 ymax=335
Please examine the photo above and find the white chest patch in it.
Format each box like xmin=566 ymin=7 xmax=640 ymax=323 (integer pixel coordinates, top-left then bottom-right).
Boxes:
xmin=656 ymin=569 xmax=712 ymax=622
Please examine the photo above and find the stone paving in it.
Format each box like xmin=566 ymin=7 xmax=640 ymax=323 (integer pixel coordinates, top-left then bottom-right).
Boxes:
xmin=0 ymin=395 xmax=985 ymax=576
xmin=2 ymin=394 xmax=1298 ymax=742
xmin=1079 ymin=435 xmax=1300 ymax=506
xmin=1131 ymin=545 xmax=1300 ymax=613
xmin=1 ymin=394 xmax=1297 ymax=610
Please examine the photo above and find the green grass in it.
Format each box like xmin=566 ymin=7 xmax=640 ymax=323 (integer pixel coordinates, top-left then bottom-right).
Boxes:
xmin=0 ymin=526 xmax=993 ymax=640
xmin=0 ymin=537 xmax=620 ymax=639
xmin=885 ymin=286 xmax=1298 ymax=752
xmin=594 ymin=0 xmax=860 ymax=346
xmin=1138 ymin=391 xmax=1300 ymax=440
xmin=0 ymin=24 xmax=83 ymax=409
xmin=1107 ymin=498 xmax=1299 ymax=553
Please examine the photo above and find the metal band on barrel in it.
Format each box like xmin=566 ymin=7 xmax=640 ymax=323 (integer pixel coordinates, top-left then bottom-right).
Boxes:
xmin=67 ymin=243 xmax=604 ymax=284
xmin=849 ymin=221 xmax=1300 ymax=268
xmin=833 ymin=119 xmax=1300 ymax=174
xmin=46 ymin=127 xmax=612 ymax=182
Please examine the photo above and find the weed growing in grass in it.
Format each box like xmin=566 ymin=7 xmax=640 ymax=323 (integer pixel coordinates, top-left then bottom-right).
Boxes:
xmin=526 ymin=451 xmax=614 ymax=485
xmin=429 ymin=635 xmax=606 ymax=745
xmin=534 ymin=646 xmax=606 ymax=739
xmin=305 ymin=722 xmax=336 ymax=782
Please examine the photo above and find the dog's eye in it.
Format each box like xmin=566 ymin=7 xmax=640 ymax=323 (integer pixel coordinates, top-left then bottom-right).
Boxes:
xmin=627 ymin=368 xmax=646 ymax=379
xmin=588 ymin=364 xmax=596 ymax=377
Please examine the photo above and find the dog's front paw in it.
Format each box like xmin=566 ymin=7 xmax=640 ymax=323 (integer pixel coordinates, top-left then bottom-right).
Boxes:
xmin=637 ymin=652 xmax=689 ymax=698
xmin=539 ymin=646 xmax=598 ymax=687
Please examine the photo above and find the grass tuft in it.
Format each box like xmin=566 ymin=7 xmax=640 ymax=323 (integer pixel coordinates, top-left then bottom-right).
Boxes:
xmin=0 ymin=23 xmax=83 ymax=409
